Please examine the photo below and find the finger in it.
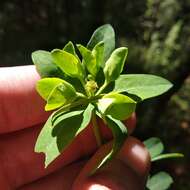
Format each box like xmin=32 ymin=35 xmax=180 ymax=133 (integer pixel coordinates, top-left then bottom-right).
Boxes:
xmin=123 ymin=112 xmax=136 ymax=134
xmin=117 ymin=136 xmax=150 ymax=180
xmin=0 ymin=125 xmax=86 ymax=189
xmin=72 ymin=137 xmax=150 ymax=190
xmin=19 ymin=160 xmax=86 ymax=190
xmin=0 ymin=65 xmax=49 ymax=133
xmin=0 ymin=120 xmax=116 ymax=189
xmin=0 ymin=112 xmax=136 ymax=189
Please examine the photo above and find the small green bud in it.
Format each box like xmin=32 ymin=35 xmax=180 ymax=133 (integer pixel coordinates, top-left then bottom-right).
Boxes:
xmin=85 ymin=80 xmax=98 ymax=96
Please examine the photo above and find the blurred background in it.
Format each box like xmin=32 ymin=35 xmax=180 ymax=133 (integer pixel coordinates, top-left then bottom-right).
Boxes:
xmin=0 ymin=0 xmax=189 ymax=189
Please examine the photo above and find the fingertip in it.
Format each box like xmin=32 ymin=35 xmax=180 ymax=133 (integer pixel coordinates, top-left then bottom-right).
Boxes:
xmin=72 ymin=143 xmax=112 ymax=190
xmin=76 ymin=160 xmax=141 ymax=190
xmin=72 ymin=137 xmax=149 ymax=190
xmin=117 ymin=136 xmax=151 ymax=178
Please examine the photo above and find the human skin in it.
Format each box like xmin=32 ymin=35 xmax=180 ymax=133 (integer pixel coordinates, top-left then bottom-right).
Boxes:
xmin=0 ymin=65 xmax=150 ymax=190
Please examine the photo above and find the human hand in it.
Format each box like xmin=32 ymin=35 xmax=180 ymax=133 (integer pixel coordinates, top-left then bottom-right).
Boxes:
xmin=0 ymin=66 xmax=150 ymax=190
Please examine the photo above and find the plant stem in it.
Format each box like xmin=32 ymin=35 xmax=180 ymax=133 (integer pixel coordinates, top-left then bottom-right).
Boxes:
xmin=92 ymin=110 xmax=102 ymax=147
xmin=96 ymin=81 xmax=108 ymax=95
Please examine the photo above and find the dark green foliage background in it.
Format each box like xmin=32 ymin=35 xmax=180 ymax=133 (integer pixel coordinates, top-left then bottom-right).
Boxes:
xmin=0 ymin=0 xmax=189 ymax=189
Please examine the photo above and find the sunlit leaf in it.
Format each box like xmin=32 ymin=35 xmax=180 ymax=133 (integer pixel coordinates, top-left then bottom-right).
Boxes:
xmin=114 ymin=74 xmax=173 ymax=100
xmin=63 ymin=41 xmax=81 ymax=64
xmin=36 ymin=77 xmax=66 ymax=100
xmin=97 ymin=92 xmax=136 ymax=120
xmin=51 ymin=49 xmax=84 ymax=79
xmin=104 ymin=47 xmax=128 ymax=83
xmin=63 ymin=41 xmax=76 ymax=55
xmin=45 ymin=81 xmax=77 ymax=111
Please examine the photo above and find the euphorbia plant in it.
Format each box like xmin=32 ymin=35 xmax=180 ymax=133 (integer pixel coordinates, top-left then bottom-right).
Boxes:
xmin=32 ymin=24 xmax=183 ymax=190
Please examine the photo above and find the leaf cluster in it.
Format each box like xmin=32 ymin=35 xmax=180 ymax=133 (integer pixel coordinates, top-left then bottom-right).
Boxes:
xmin=32 ymin=24 xmax=174 ymax=171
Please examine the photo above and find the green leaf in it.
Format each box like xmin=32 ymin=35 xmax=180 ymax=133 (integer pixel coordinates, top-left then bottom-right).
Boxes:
xmin=51 ymin=99 xmax=88 ymax=125
xmin=75 ymin=104 xmax=94 ymax=135
xmin=104 ymin=47 xmax=128 ymax=83
xmin=34 ymin=46 xmax=84 ymax=92
xmin=35 ymin=111 xmax=81 ymax=167
xmin=144 ymin=137 xmax=164 ymax=159
xmin=51 ymin=49 xmax=84 ymax=79
xmin=32 ymin=50 xmax=63 ymax=78
xmin=36 ymin=77 xmax=66 ymax=100
xmin=97 ymin=92 xmax=136 ymax=120
xmin=35 ymin=104 xmax=94 ymax=167
xmin=63 ymin=41 xmax=76 ymax=55
xmin=152 ymin=153 xmax=184 ymax=162
xmin=94 ymin=115 xmax=127 ymax=170
xmin=146 ymin=172 xmax=173 ymax=190
xmin=114 ymin=74 xmax=173 ymax=100
xmin=63 ymin=41 xmax=81 ymax=64
xmin=144 ymin=137 xmax=184 ymax=162
xmin=45 ymin=81 xmax=77 ymax=111
xmin=35 ymin=114 xmax=56 ymax=166
xmin=92 ymin=41 xmax=105 ymax=69
xmin=87 ymin=24 xmax=115 ymax=64
xmin=77 ymin=44 xmax=97 ymax=76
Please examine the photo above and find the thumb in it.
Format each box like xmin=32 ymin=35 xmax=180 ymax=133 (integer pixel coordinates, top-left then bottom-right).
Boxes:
xmin=72 ymin=137 xmax=150 ymax=190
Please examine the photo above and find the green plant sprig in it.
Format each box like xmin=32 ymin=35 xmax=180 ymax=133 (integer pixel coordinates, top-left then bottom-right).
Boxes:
xmin=32 ymin=24 xmax=183 ymax=186
xmin=143 ymin=137 xmax=184 ymax=190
